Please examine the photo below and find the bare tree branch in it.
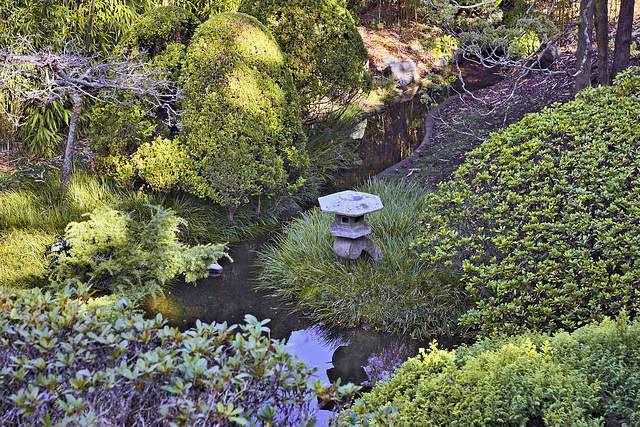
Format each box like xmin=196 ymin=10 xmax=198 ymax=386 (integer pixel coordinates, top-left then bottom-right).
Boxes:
xmin=0 ymin=36 xmax=182 ymax=192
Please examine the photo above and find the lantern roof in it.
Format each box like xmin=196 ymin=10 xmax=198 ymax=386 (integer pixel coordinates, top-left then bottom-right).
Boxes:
xmin=318 ymin=191 xmax=383 ymax=217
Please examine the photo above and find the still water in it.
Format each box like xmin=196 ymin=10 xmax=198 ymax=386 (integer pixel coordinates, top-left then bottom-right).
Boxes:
xmin=145 ymin=235 xmax=420 ymax=424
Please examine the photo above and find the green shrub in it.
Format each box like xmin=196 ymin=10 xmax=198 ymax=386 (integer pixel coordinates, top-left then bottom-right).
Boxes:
xmin=0 ymin=285 xmax=357 ymax=426
xmin=178 ymin=12 xmax=308 ymax=223
xmin=257 ymin=180 xmax=471 ymax=339
xmin=89 ymin=97 xmax=164 ymax=187
xmin=120 ymin=6 xmax=200 ymax=58
xmin=92 ymin=12 xmax=309 ymax=223
xmin=416 ymin=67 xmax=640 ymax=336
xmin=90 ymin=7 xmax=198 ymax=183
xmin=48 ymin=204 xmax=228 ymax=304
xmin=341 ymin=313 xmax=640 ymax=426
xmin=239 ymin=0 xmax=373 ymax=119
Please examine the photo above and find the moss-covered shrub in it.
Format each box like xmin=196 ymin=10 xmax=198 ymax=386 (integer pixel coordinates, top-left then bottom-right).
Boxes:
xmin=178 ymin=12 xmax=308 ymax=222
xmin=119 ymin=6 xmax=200 ymax=58
xmin=48 ymin=204 xmax=228 ymax=304
xmin=89 ymin=6 xmax=198 ymax=189
xmin=89 ymin=6 xmax=200 ymax=187
xmin=257 ymin=180 xmax=471 ymax=339
xmin=0 ymin=285 xmax=357 ymax=425
xmin=239 ymin=0 xmax=373 ymax=119
xmin=340 ymin=312 xmax=640 ymax=426
xmin=416 ymin=67 xmax=640 ymax=336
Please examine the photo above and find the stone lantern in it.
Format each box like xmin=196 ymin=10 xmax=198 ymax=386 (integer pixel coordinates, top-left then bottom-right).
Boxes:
xmin=318 ymin=190 xmax=384 ymax=263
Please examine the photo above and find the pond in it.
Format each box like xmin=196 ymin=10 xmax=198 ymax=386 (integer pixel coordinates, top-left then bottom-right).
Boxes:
xmin=142 ymin=65 xmax=502 ymax=421
xmin=144 ymin=235 xmax=423 ymax=424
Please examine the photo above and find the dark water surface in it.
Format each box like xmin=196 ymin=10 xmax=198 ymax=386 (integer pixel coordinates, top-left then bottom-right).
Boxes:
xmin=145 ymin=235 xmax=422 ymax=424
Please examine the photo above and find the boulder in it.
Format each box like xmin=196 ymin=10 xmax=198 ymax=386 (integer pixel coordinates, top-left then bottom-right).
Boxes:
xmin=383 ymin=59 xmax=420 ymax=85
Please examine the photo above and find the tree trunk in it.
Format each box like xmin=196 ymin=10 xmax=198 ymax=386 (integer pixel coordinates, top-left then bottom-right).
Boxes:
xmin=575 ymin=0 xmax=595 ymax=93
xmin=61 ymin=88 xmax=83 ymax=192
xmin=611 ymin=0 xmax=636 ymax=79
xmin=227 ymin=204 xmax=237 ymax=225
xmin=594 ymin=0 xmax=610 ymax=86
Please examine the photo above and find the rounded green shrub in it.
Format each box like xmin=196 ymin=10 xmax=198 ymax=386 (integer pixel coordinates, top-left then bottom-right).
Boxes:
xmin=239 ymin=0 xmax=373 ymax=119
xmin=257 ymin=180 xmax=472 ymax=339
xmin=89 ymin=98 xmax=164 ymax=188
xmin=340 ymin=312 xmax=640 ymax=426
xmin=89 ymin=6 xmax=197 ymax=188
xmin=0 ymin=285 xmax=356 ymax=425
xmin=178 ymin=12 xmax=308 ymax=222
xmin=416 ymin=67 xmax=640 ymax=336
xmin=119 ymin=6 xmax=200 ymax=58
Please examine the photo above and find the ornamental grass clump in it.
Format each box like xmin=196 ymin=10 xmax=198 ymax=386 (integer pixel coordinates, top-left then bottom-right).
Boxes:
xmin=417 ymin=67 xmax=640 ymax=336
xmin=338 ymin=312 xmax=640 ymax=426
xmin=257 ymin=180 xmax=471 ymax=339
xmin=0 ymin=285 xmax=357 ymax=426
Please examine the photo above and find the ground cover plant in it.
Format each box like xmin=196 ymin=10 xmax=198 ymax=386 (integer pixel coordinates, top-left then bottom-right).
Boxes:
xmin=340 ymin=312 xmax=640 ymax=426
xmin=257 ymin=179 xmax=471 ymax=339
xmin=0 ymin=285 xmax=358 ymax=426
xmin=417 ymin=67 xmax=640 ymax=336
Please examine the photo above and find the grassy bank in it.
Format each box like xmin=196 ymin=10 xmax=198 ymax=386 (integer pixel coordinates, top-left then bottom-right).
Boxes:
xmin=256 ymin=179 xmax=472 ymax=339
xmin=0 ymin=162 xmax=288 ymax=290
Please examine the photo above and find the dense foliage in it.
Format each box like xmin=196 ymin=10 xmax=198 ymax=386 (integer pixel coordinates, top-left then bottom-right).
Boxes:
xmin=257 ymin=180 xmax=471 ymax=339
xmin=342 ymin=312 xmax=640 ymax=426
xmin=417 ymin=67 xmax=640 ymax=335
xmin=239 ymin=0 xmax=373 ymax=119
xmin=0 ymin=0 xmax=143 ymax=52
xmin=417 ymin=0 xmax=557 ymax=78
xmin=89 ymin=6 xmax=198 ymax=185
xmin=178 ymin=12 xmax=308 ymax=222
xmin=119 ymin=6 xmax=200 ymax=59
xmin=0 ymin=285 xmax=356 ymax=426
xmin=48 ymin=204 xmax=227 ymax=304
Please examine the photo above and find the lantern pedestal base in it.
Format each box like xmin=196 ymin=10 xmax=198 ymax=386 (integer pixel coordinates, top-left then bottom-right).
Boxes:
xmin=333 ymin=236 xmax=383 ymax=263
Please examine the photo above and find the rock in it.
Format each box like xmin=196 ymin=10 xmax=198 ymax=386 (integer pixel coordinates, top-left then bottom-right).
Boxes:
xmin=527 ymin=44 xmax=561 ymax=71
xmin=350 ymin=119 xmax=367 ymax=140
xmin=394 ymin=84 xmax=420 ymax=103
xmin=383 ymin=60 xmax=420 ymax=85
xmin=434 ymin=56 xmax=449 ymax=68
xmin=207 ymin=262 xmax=223 ymax=277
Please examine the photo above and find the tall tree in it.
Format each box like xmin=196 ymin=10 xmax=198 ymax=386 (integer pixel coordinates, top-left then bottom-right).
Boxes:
xmin=0 ymin=37 xmax=180 ymax=192
xmin=594 ymin=0 xmax=610 ymax=86
xmin=575 ymin=0 xmax=595 ymax=92
xmin=611 ymin=0 xmax=636 ymax=78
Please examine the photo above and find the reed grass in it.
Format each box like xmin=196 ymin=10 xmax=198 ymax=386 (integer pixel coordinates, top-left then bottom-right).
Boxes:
xmin=256 ymin=179 xmax=473 ymax=339
xmin=0 ymin=229 xmax=53 ymax=289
